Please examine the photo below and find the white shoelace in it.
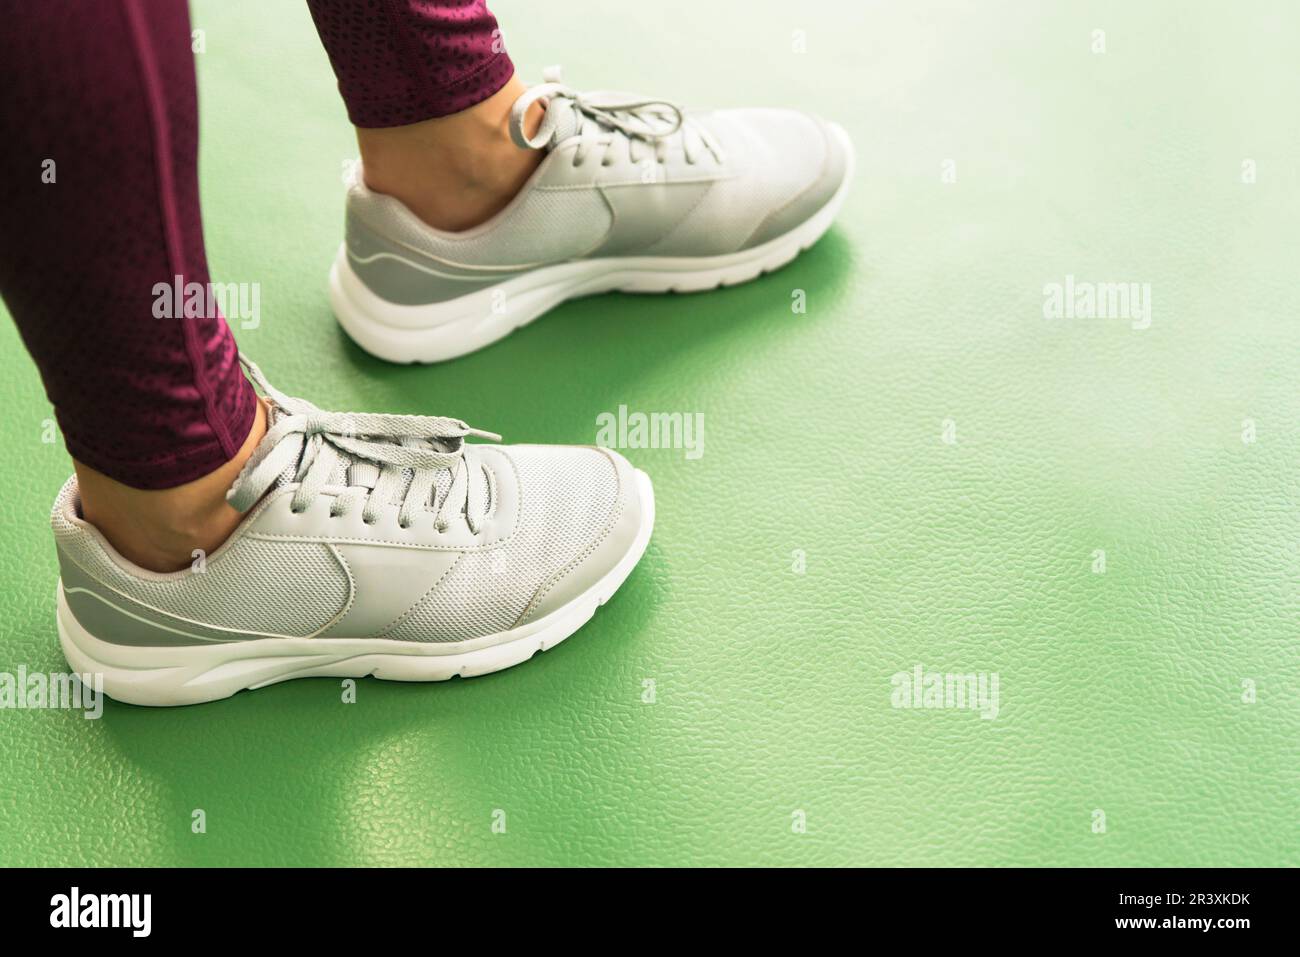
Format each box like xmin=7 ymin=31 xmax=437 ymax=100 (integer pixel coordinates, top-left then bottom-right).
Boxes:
xmin=508 ymin=66 xmax=724 ymax=167
xmin=226 ymin=358 xmax=499 ymax=533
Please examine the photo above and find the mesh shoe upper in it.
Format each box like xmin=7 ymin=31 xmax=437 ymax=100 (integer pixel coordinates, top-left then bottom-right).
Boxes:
xmin=343 ymin=75 xmax=851 ymax=271
xmin=51 ymin=362 xmax=641 ymax=645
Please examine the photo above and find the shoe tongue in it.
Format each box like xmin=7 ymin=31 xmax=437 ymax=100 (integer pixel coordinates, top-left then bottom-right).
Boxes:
xmin=263 ymin=399 xmax=480 ymax=512
xmin=540 ymin=94 xmax=683 ymax=148
xmin=260 ymin=401 xmax=300 ymax=492
xmin=539 ymin=96 xmax=582 ymax=146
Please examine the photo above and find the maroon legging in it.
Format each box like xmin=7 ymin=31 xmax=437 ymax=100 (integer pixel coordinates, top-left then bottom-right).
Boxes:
xmin=0 ymin=0 xmax=513 ymax=489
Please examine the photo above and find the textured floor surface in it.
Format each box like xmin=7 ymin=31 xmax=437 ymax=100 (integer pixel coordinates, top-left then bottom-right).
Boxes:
xmin=1 ymin=0 xmax=1297 ymax=866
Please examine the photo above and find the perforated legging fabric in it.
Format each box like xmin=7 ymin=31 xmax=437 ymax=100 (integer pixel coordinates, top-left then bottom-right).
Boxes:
xmin=306 ymin=0 xmax=515 ymax=127
xmin=0 ymin=0 xmax=255 ymax=489
xmin=0 ymin=0 xmax=512 ymax=489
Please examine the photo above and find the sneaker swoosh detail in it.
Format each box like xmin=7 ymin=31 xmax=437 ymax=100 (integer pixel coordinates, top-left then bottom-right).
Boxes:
xmin=320 ymin=543 xmax=464 ymax=640
xmin=592 ymin=179 xmax=717 ymax=257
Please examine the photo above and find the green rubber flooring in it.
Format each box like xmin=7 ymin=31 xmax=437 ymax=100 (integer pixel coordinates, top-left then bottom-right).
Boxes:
xmin=1 ymin=0 xmax=1297 ymax=867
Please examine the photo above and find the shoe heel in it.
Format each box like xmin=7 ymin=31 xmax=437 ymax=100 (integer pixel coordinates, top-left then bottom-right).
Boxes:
xmin=329 ymin=245 xmax=574 ymax=363
xmin=56 ymin=582 xmax=234 ymax=707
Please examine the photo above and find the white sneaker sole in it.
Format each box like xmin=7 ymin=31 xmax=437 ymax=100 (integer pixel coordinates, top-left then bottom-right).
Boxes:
xmin=330 ymin=123 xmax=855 ymax=363
xmin=57 ymin=470 xmax=655 ymax=707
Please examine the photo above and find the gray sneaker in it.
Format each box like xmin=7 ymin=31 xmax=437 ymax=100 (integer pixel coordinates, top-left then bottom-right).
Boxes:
xmin=330 ymin=67 xmax=854 ymax=362
xmin=52 ymin=359 xmax=653 ymax=706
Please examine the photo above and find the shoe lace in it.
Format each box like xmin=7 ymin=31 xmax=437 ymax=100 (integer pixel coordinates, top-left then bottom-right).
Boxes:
xmin=226 ymin=357 xmax=500 ymax=533
xmin=509 ymin=66 xmax=725 ymax=168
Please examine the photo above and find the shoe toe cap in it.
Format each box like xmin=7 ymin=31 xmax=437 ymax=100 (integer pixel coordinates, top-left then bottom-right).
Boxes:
xmin=736 ymin=111 xmax=854 ymax=249
xmin=514 ymin=446 xmax=651 ymax=627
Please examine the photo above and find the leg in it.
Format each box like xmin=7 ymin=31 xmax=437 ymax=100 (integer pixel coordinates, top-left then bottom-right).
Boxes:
xmin=0 ymin=0 xmax=263 ymax=571
xmin=2 ymin=0 xmax=654 ymax=704
xmin=306 ymin=0 xmax=543 ymax=231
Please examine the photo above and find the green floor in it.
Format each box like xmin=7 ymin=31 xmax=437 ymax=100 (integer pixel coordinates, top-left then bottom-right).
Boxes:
xmin=2 ymin=0 xmax=1297 ymax=867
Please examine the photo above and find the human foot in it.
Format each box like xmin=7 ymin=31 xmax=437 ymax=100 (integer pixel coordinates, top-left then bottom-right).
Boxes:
xmin=52 ymin=357 xmax=655 ymax=706
xmin=74 ymin=398 xmax=267 ymax=573
xmin=329 ymin=67 xmax=854 ymax=363
xmin=355 ymin=74 xmax=544 ymax=232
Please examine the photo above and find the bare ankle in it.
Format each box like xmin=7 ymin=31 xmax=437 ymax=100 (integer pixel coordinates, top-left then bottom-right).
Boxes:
xmin=76 ymin=399 xmax=267 ymax=573
xmin=356 ymin=73 xmax=544 ymax=232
